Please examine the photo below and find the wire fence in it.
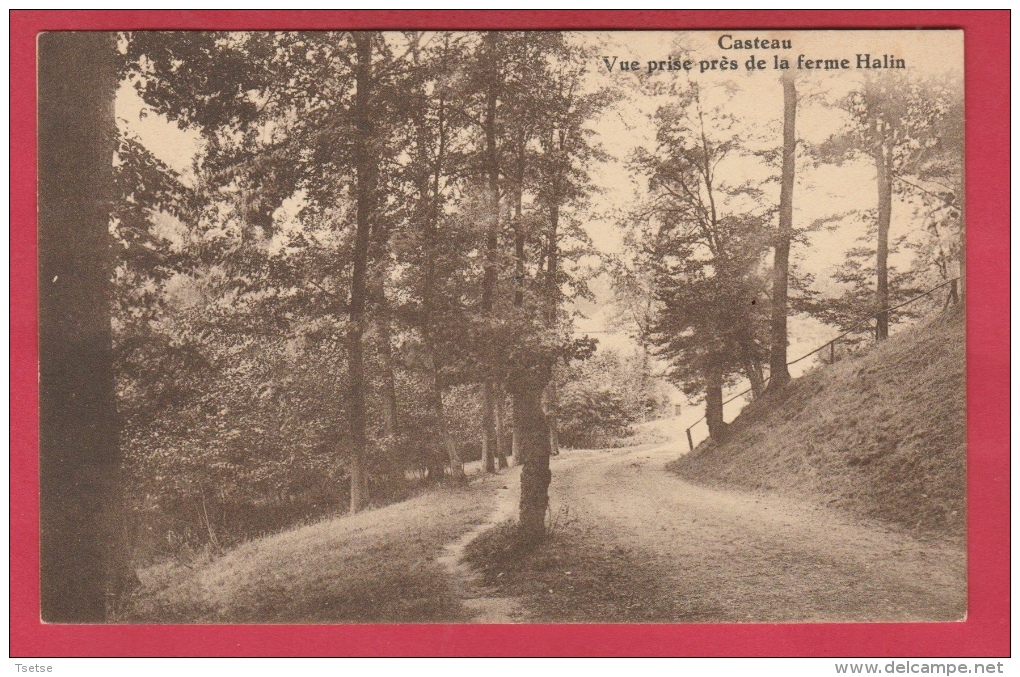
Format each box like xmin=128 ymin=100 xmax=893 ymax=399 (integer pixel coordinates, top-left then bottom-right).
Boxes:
xmin=683 ymin=277 xmax=962 ymax=453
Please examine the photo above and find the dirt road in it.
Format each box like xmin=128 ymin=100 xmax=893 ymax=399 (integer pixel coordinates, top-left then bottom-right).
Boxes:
xmin=503 ymin=421 xmax=966 ymax=622
xmin=127 ymin=422 xmax=966 ymax=623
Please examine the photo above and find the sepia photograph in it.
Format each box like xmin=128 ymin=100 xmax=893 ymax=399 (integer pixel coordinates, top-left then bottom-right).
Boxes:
xmin=36 ymin=27 xmax=968 ymax=629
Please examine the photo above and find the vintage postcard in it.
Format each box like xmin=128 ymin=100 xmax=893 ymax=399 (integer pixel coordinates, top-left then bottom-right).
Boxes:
xmin=18 ymin=15 xmax=1006 ymax=658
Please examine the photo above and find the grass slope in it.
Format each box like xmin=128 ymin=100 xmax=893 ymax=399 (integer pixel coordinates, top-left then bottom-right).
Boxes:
xmin=465 ymin=519 xmax=724 ymax=623
xmin=121 ymin=482 xmax=495 ymax=623
xmin=672 ymin=308 xmax=966 ymax=539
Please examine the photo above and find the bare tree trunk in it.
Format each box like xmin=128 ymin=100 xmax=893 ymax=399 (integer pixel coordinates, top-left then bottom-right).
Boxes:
xmin=39 ymin=31 xmax=135 ymax=621
xmin=510 ymin=135 xmax=527 ymax=468
xmin=367 ymin=271 xmax=397 ymax=444
xmin=479 ymin=32 xmax=502 ymax=473
xmin=199 ymin=489 xmax=222 ymax=553
xmin=874 ymin=128 xmax=892 ymax=341
xmin=511 ymin=364 xmax=553 ymax=542
xmin=440 ymin=404 xmax=464 ymax=482
xmin=430 ymin=355 xmax=464 ymax=481
xmin=544 ymin=380 xmax=560 ymax=456
xmin=348 ymin=32 xmax=378 ymax=512
xmin=512 ymin=135 xmax=527 ymax=308
xmin=511 ymin=424 xmax=521 ymax=467
xmin=414 ymin=50 xmax=460 ymax=482
xmin=737 ymin=327 xmax=765 ymax=399
xmin=481 ymin=382 xmax=497 ymax=473
xmin=705 ymin=366 xmax=728 ymax=442
xmin=768 ymin=71 xmax=796 ymax=388
xmin=743 ymin=358 xmax=765 ymax=399
xmin=494 ymin=388 xmax=508 ymax=469
xmin=545 ymin=174 xmax=561 ymax=457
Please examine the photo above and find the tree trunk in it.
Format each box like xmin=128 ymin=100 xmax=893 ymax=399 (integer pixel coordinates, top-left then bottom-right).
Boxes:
xmin=512 ymin=135 xmax=527 ymax=308
xmin=421 ymin=328 xmax=455 ymax=484
xmin=874 ymin=129 xmax=892 ymax=341
xmin=417 ymin=58 xmax=457 ymax=481
xmin=348 ymin=32 xmax=378 ymax=512
xmin=544 ymin=380 xmax=560 ymax=456
xmin=199 ymin=489 xmax=222 ymax=553
xmin=479 ymin=33 xmax=502 ymax=473
xmin=423 ymin=405 xmax=449 ymax=477
xmin=768 ymin=71 xmax=796 ymax=389
xmin=494 ymin=388 xmax=508 ymax=469
xmin=435 ymin=380 xmax=464 ymax=482
xmin=510 ymin=135 xmax=527 ymax=468
xmin=743 ymin=358 xmax=765 ymax=399
xmin=39 ymin=31 xmax=131 ymax=621
xmin=737 ymin=327 xmax=765 ymax=398
xmin=370 ymin=268 xmax=402 ymax=487
xmin=705 ymin=366 xmax=728 ymax=442
xmin=544 ymin=170 xmax=561 ymax=457
xmin=511 ymin=365 xmax=553 ymax=542
xmin=481 ymin=382 xmax=497 ymax=473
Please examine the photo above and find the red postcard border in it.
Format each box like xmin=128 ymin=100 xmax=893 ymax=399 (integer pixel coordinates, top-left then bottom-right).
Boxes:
xmin=9 ymin=10 xmax=1010 ymax=658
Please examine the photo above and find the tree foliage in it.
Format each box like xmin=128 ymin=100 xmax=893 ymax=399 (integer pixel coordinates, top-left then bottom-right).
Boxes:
xmin=115 ymin=30 xmax=614 ymax=553
xmin=558 ymin=350 xmax=670 ymax=449
xmin=626 ymin=82 xmax=772 ymax=435
xmin=803 ymin=71 xmax=964 ymax=337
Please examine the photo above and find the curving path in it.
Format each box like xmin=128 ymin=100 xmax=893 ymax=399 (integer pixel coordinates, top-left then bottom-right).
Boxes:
xmin=457 ymin=420 xmax=967 ymax=623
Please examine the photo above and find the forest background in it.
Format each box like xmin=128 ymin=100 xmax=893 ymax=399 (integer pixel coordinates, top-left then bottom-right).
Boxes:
xmin=38 ymin=30 xmax=964 ymax=609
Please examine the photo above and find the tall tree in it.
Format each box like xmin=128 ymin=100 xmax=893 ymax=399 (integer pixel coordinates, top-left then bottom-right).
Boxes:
xmin=634 ymin=83 xmax=772 ymax=440
xmin=497 ymin=34 xmax=550 ymax=468
xmin=541 ymin=121 xmax=564 ymax=458
xmin=347 ymin=32 xmax=379 ymax=511
xmin=39 ymin=31 xmax=129 ymax=621
xmin=532 ymin=46 xmax=614 ymax=456
xmin=125 ymin=31 xmax=413 ymax=511
xmin=512 ymin=35 xmax=608 ymax=536
xmin=397 ymin=31 xmax=472 ymax=481
xmin=767 ymin=71 xmax=797 ymax=389
xmin=478 ymin=31 xmax=503 ymax=474
xmin=507 ymin=123 xmax=531 ymax=468
xmin=817 ymin=72 xmax=955 ymax=340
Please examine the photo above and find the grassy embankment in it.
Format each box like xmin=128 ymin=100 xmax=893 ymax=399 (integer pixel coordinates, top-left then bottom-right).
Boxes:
xmin=673 ymin=307 xmax=966 ymax=539
xmin=121 ymin=478 xmax=499 ymax=623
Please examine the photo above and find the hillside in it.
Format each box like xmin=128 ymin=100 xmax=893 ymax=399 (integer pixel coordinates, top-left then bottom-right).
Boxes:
xmin=672 ymin=307 xmax=966 ymax=539
xmin=119 ymin=478 xmax=508 ymax=623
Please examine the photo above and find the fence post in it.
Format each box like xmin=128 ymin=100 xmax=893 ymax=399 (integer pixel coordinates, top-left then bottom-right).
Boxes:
xmin=686 ymin=428 xmax=694 ymax=453
xmin=830 ymin=339 xmax=836 ymax=364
